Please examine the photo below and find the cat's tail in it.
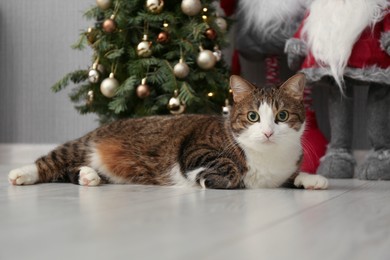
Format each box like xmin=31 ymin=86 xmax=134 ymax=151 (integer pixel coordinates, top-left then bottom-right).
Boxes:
xmin=8 ymin=138 xmax=93 ymax=185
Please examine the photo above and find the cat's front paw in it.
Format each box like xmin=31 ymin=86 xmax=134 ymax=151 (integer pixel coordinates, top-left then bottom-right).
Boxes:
xmin=294 ymin=172 xmax=328 ymax=190
xmin=199 ymin=175 xmax=234 ymax=189
xmin=8 ymin=164 xmax=39 ymax=185
xmin=79 ymin=166 xmax=101 ymax=186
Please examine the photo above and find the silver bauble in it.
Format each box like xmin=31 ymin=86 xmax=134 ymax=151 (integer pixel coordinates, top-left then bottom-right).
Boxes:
xmin=88 ymin=69 xmax=100 ymax=83
xmin=168 ymin=90 xmax=185 ymax=114
xmin=87 ymin=90 xmax=94 ymax=105
xmin=215 ymin=17 xmax=228 ymax=32
xmin=96 ymin=0 xmax=112 ymax=10
xmin=96 ymin=64 xmax=106 ymax=74
xmin=137 ymin=35 xmax=152 ymax=57
xmin=222 ymin=99 xmax=231 ymax=117
xmin=170 ymin=103 xmax=186 ymax=114
xmin=181 ymin=0 xmax=202 ymax=16
xmin=168 ymin=97 xmax=181 ymax=111
xmin=100 ymin=73 xmax=119 ymax=98
xmin=197 ymin=49 xmax=216 ymax=70
xmin=146 ymin=0 xmax=164 ymax=14
xmin=173 ymin=59 xmax=190 ymax=79
xmin=213 ymin=49 xmax=222 ymax=62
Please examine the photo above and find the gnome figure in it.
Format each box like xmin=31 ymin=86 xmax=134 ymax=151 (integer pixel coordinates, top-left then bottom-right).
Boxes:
xmin=220 ymin=0 xmax=328 ymax=174
xmin=285 ymin=0 xmax=390 ymax=179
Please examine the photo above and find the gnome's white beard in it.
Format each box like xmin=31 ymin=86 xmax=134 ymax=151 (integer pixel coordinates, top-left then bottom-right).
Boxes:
xmin=302 ymin=0 xmax=389 ymax=86
xmin=238 ymin=0 xmax=312 ymax=37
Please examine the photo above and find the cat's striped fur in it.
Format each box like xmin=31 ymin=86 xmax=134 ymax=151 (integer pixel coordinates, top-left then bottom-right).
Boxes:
xmin=8 ymin=74 xmax=328 ymax=189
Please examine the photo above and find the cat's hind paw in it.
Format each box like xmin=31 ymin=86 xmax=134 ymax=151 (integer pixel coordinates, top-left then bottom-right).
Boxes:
xmin=294 ymin=172 xmax=329 ymax=190
xmin=8 ymin=164 xmax=39 ymax=185
xmin=79 ymin=166 xmax=101 ymax=186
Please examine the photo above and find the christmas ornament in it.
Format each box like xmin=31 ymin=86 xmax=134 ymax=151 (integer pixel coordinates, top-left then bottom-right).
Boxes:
xmin=202 ymin=7 xmax=208 ymax=22
xmin=181 ymin=0 xmax=202 ymax=16
xmin=87 ymin=90 xmax=94 ymax=105
xmin=215 ymin=17 xmax=228 ymax=32
xmin=86 ymin=27 xmax=98 ymax=45
xmin=146 ymin=0 xmax=164 ymax=14
xmin=100 ymin=73 xmax=119 ymax=98
xmin=102 ymin=15 xmax=116 ymax=33
xmin=173 ymin=59 xmax=190 ymax=79
xmin=88 ymin=63 xmax=100 ymax=84
xmin=96 ymin=63 xmax=106 ymax=75
xmin=137 ymin=35 xmax=152 ymax=57
xmin=197 ymin=48 xmax=216 ymax=70
xmin=222 ymin=99 xmax=231 ymax=117
xmin=136 ymin=78 xmax=150 ymax=99
xmin=156 ymin=31 xmax=169 ymax=44
xmin=213 ymin=46 xmax=222 ymax=61
xmin=168 ymin=90 xmax=186 ymax=114
xmin=204 ymin=28 xmax=217 ymax=40
xmin=96 ymin=0 xmax=112 ymax=10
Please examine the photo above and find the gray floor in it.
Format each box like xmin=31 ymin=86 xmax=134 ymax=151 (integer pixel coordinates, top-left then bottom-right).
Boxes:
xmin=1 ymin=145 xmax=390 ymax=260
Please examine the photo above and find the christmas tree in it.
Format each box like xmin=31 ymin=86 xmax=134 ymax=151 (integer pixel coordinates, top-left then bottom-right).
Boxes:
xmin=52 ymin=0 xmax=231 ymax=123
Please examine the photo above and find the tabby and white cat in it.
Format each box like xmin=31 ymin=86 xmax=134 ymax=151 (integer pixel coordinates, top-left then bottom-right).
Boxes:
xmin=8 ymin=73 xmax=328 ymax=189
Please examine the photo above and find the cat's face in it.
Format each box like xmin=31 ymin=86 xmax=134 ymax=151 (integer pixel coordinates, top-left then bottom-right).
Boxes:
xmin=229 ymin=74 xmax=306 ymax=151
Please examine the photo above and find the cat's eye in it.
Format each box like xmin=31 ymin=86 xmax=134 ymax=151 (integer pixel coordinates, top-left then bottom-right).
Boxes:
xmin=247 ymin=111 xmax=260 ymax=122
xmin=276 ymin=110 xmax=289 ymax=122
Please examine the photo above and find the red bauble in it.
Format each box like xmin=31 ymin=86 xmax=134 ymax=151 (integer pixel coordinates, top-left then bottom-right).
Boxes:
xmin=204 ymin=28 xmax=217 ymax=40
xmin=156 ymin=31 xmax=169 ymax=44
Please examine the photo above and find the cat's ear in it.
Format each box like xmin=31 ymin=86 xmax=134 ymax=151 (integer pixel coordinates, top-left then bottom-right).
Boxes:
xmin=230 ymin=75 xmax=256 ymax=103
xmin=279 ymin=73 xmax=306 ymax=101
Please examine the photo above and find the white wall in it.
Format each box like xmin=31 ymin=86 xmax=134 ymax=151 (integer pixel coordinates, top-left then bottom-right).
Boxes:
xmin=0 ymin=0 xmax=98 ymax=143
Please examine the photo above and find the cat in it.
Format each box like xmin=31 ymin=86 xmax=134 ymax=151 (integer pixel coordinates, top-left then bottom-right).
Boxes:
xmin=8 ymin=73 xmax=328 ymax=189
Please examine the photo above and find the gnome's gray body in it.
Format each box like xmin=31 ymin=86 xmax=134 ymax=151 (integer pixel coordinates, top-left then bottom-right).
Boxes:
xmin=285 ymin=0 xmax=390 ymax=179
xmin=319 ymin=79 xmax=390 ymax=180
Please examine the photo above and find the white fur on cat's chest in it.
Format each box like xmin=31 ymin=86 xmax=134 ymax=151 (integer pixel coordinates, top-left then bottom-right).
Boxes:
xmin=242 ymin=145 xmax=301 ymax=188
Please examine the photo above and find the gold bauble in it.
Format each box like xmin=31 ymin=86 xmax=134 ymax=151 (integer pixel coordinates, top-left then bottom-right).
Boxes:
xmin=86 ymin=27 xmax=98 ymax=44
xmin=96 ymin=0 xmax=112 ymax=10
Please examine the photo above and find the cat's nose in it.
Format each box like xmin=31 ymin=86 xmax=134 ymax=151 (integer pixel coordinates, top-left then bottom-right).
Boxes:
xmin=263 ymin=131 xmax=274 ymax=139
